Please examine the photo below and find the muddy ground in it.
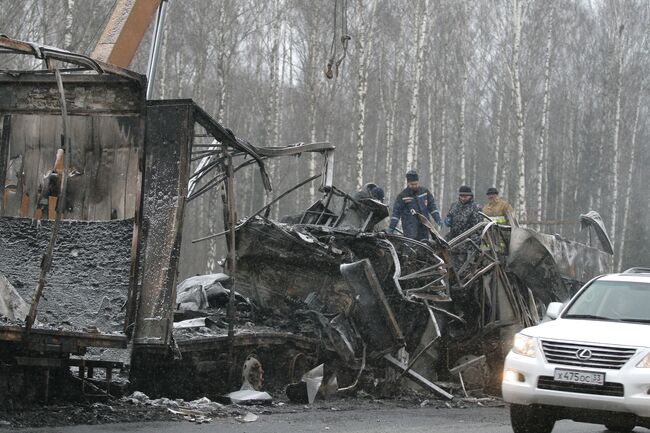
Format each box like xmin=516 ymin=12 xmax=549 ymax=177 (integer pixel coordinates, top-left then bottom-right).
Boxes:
xmin=0 ymin=390 xmax=504 ymax=429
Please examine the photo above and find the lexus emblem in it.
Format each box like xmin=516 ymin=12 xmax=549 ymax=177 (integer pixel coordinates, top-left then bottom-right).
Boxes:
xmin=576 ymin=349 xmax=593 ymax=360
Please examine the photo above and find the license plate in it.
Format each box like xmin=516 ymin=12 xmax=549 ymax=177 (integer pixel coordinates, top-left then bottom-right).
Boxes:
xmin=554 ymin=368 xmax=605 ymax=385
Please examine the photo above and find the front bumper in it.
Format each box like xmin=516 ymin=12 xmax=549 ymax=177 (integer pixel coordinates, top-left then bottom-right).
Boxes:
xmin=502 ymin=351 xmax=650 ymax=418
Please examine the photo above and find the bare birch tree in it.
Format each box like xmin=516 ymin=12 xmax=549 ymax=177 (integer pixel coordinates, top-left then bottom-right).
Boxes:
xmin=354 ymin=0 xmax=378 ymax=189
xmin=64 ymin=0 xmax=74 ymax=50
xmin=535 ymin=4 xmax=555 ymax=226
xmin=617 ymin=91 xmax=643 ymax=270
xmin=457 ymin=1 xmax=471 ymax=185
xmin=609 ymin=19 xmax=625 ymax=250
xmin=511 ymin=0 xmax=528 ymax=221
xmin=406 ymin=0 xmax=429 ymax=170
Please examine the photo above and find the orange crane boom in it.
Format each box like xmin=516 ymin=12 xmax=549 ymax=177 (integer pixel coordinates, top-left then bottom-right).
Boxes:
xmin=91 ymin=0 xmax=162 ymax=68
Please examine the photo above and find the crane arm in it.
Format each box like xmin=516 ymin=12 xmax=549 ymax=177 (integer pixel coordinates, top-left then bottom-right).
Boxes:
xmin=91 ymin=0 xmax=162 ymax=68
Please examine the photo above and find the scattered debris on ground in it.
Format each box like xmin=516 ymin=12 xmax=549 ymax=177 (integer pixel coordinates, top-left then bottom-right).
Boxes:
xmin=0 ymin=389 xmax=503 ymax=428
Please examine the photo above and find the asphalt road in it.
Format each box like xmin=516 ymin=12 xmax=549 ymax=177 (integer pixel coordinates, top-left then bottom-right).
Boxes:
xmin=10 ymin=406 xmax=650 ymax=433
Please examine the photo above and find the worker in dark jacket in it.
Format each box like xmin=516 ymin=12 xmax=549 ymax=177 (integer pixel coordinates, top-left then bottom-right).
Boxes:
xmin=444 ymin=185 xmax=482 ymax=240
xmin=386 ymin=170 xmax=442 ymax=241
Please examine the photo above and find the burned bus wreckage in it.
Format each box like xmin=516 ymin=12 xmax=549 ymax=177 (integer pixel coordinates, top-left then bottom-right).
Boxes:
xmin=0 ymin=37 xmax=614 ymax=405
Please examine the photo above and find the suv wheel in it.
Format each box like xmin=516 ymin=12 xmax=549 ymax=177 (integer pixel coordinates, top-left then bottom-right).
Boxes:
xmin=604 ymin=421 xmax=635 ymax=432
xmin=510 ymin=404 xmax=555 ymax=433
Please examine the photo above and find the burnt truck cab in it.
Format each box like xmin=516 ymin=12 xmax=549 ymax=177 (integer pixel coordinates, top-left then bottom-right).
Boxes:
xmin=0 ymin=37 xmax=218 ymax=401
xmin=0 ymin=37 xmax=148 ymax=402
xmin=0 ymin=36 xmax=339 ymax=402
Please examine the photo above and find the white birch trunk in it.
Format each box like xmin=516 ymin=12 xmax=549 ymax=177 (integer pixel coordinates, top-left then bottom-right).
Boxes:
xmin=458 ymin=68 xmax=468 ymax=185
xmin=265 ymin=0 xmax=282 ymax=214
xmin=427 ymin=91 xmax=435 ymax=194
xmin=617 ymin=93 xmax=641 ymax=271
xmin=542 ymin=125 xmax=550 ymax=221
xmin=498 ymin=107 xmax=511 ymax=198
xmin=216 ymin=1 xmax=229 ymax=123
xmin=492 ymin=89 xmax=503 ymax=187
xmin=439 ymin=86 xmax=447 ymax=207
xmin=512 ymin=0 xmax=527 ymax=221
xmin=64 ymin=0 xmax=74 ymax=50
xmin=459 ymin=1 xmax=472 ymax=185
xmin=381 ymin=48 xmax=404 ymax=202
xmin=373 ymin=117 xmax=381 ymax=179
xmin=557 ymin=140 xmax=566 ymax=236
xmin=536 ymin=5 xmax=554 ymax=227
xmin=272 ymin=27 xmax=288 ymax=220
xmin=354 ymin=0 xmax=377 ymax=189
xmin=383 ymin=90 xmax=395 ymax=201
xmin=406 ymin=0 xmax=429 ymax=170
xmin=610 ymin=24 xmax=624 ymax=248
xmin=307 ymin=24 xmax=318 ymax=201
xmin=266 ymin=1 xmax=282 ymax=145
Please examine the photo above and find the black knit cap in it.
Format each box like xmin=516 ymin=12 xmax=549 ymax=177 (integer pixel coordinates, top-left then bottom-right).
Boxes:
xmin=370 ymin=186 xmax=385 ymax=201
xmin=486 ymin=187 xmax=498 ymax=195
xmin=458 ymin=185 xmax=473 ymax=196
xmin=406 ymin=170 xmax=419 ymax=182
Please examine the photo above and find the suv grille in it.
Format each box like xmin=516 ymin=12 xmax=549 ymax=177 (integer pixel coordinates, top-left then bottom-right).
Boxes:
xmin=540 ymin=340 xmax=636 ymax=369
xmin=537 ymin=376 xmax=624 ymax=397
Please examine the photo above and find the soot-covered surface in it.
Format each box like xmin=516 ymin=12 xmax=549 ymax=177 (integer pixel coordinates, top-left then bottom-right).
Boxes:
xmin=0 ymin=217 xmax=133 ymax=333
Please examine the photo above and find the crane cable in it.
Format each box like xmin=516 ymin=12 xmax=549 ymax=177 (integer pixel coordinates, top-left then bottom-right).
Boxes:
xmin=325 ymin=0 xmax=351 ymax=79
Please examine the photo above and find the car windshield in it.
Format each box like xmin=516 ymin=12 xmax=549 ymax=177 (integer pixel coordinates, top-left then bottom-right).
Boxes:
xmin=563 ymin=280 xmax=650 ymax=324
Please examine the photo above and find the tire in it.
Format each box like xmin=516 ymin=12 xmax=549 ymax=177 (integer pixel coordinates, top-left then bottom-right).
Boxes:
xmin=510 ymin=404 xmax=555 ymax=433
xmin=604 ymin=421 xmax=635 ymax=433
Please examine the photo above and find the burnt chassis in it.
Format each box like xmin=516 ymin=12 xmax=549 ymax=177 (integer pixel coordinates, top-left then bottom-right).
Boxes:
xmin=231 ymin=213 xmax=522 ymax=389
xmin=0 ymin=36 xmax=338 ymax=401
xmin=230 ymin=200 xmax=613 ymax=393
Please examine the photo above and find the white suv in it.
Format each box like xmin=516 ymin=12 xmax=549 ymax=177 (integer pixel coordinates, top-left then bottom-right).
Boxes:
xmin=502 ymin=270 xmax=650 ymax=433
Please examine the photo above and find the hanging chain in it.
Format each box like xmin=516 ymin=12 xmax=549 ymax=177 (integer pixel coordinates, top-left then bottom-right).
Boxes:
xmin=325 ymin=0 xmax=351 ymax=79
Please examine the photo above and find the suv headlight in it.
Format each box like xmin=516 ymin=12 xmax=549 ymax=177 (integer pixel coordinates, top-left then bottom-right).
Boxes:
xmin=512 ymin=333 xmax=537 ymax=357
xmin=636 ymin=353 xmax=650 ymax=368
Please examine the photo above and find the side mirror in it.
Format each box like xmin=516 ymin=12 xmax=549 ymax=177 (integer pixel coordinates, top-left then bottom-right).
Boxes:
xmin=545 ymin=302 xmax=563 ymax=320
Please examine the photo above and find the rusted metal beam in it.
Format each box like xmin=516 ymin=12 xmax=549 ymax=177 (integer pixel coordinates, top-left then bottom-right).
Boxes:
xmin=341 ymin=259 xmax=404 ymax=353
xmin=0 ymin=325 xmax=127 ymax=352
xmin=225 ymin=151 xmax=238 ymax=388
xmin=0 ymin=115 xmax=10 ymax=216
xmin=175 ymin=332 xmax=320 ymax=352
xmin=91 ymin=0 xmax=162 ymax=68
xmin=132 ymin=101 xmax=191 ymax=347
xmin=384 ymin=354 xmax=454 ymax=400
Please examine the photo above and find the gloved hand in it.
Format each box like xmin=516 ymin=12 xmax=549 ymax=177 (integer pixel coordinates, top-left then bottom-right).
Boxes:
xmin=385 ymin=227 xmax=395 ymax=235
xmin=434 ymin=214 xmax=442 ymax=226
xmin=444 ymin=217 xmax=452 ymax=228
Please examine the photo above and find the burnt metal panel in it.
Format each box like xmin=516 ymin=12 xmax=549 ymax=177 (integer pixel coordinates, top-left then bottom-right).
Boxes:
xmin=133 ymin=101 xmax=192 ymax=346
xmin=0 ymin=217 xmax=133 ymax=331
xmin=507 ymin=226 xmax=613 ymax=303
xmin=580 ymin=211 xmax=614 ymax=254
xmin=0 ymin=115 xmax=9 ymax=214
xmin=340 ymin=259 xmax=404 ymax=354
xmin=0 ymin=74 xmax=145 ymax=115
